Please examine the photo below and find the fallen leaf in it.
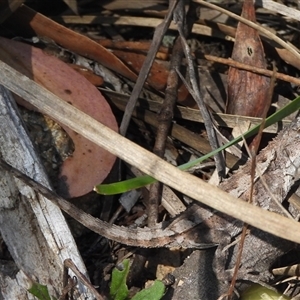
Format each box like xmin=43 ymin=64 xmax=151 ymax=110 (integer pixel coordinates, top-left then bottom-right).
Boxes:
xmin=96 ymin=39 xmax=170 ymax=60
xmin=4 ymin=5 xmax=138 ymax=83
xmin=112 ymin=49 xmax=168 ymax=91
xmin=111 ymin=49 xmax=194 ymax=106
xmin=68 ymin=64 xmax=104 ymax=86
xmin=0 ymin=37 xmax=118 ymax=198
xmin=199 ymin=20 xmax=300 ymax=72
xmin=226 ymin=0 xmax=270 ymax=118
xmin=4 ymin=5 xmax=197 ymax=107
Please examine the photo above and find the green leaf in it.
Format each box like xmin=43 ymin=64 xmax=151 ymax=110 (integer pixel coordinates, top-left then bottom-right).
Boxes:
xmin=241 ymin=284 xmax=290 ymax=300
xmin=96 ymin=175 xmax=156 ymax=196
xmin=95 ymin=95 xmax=300 ymax=195
xmin=110 ymin=259 xmax=130 ymax=300
xmin=131 ymin=280 xmax=165 ymax=300
xmin=28 ymin=282 xmax=53 ymax=300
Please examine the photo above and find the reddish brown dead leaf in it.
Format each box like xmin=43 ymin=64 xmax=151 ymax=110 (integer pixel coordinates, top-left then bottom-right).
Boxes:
xmin=96 ymin=39 xmax=170 ymax=60
xmin=203 ymin=19 xmax=300 ymax=73
xmin=226 ymin=0 xmax=270 ymax=118
xmin=3 ymin=5 xmax=198 ymax=107
xmin=4 ymin=5 xmax=138 ymax=83
xmin=69 ymin=64 xmax=104 ymax=86
xmin=111 ymin=49 xmax=195 ymax=106
xmin=4 ymin=5 xmax=194 ymax=103
xmin=0 ymin=37 xmax=118 ymax=198
xmin=112 ymin=49 xmax=168 ymax=91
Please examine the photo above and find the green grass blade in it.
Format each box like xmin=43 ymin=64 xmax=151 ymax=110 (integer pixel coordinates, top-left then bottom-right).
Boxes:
xmin=96 ymin=175 xmax=156 ymax=195
xmin=95 ymin=96 xmax=300 ymax=195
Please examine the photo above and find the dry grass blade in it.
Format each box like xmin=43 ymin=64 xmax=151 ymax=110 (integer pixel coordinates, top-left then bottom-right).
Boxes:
xmin=259 ymin=0 xmax=300 ymax=21
xmin=1 ymin=60 xmax=300 ymax=245
xmin=103 ymin=89 xmax=292 ymax=134
xmin=177 ymin=22 xmax=225 ymax=178
xmin=194 ymin=0 xmax=300 ymax=60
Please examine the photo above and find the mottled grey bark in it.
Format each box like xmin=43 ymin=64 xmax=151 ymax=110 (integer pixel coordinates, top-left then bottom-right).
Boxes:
xmin=0 ymin=86 xmax=93 ymax=299
xmin=166 ymin=115 xmax=300 ymax=299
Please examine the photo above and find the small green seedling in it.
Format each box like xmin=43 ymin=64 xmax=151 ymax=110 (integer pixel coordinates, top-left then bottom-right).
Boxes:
xmin=110 ymin=259 xmax=165 ymax=300
xmin=28 ymin=282 xmax=55 ymax=300
xmin=27 ymin=259 xmax=165 ymax=300
xmin=110 ymin=259 xmax=130 ymax=300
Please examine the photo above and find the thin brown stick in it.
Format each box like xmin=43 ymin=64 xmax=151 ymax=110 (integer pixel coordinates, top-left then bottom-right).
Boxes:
xmin=119 ymin=0 xmax=178 ymax=135
xmin=64 ymin=259 xmax=104 ymax=300
xmin=148 ymin=0 xmax=194 ymax=227
xmin=204 ymin=54 xmax=300 ymax=86
xmin=177 ymin=22 xmax=226 ymax=178
xmin=194 ymin=0 xmax=300 ymax=60
xmin=226 ymin=66 xmax=277 ymax=299
xmin=148 ymin=0 xmax=186 ymax=227
xmin=2 ymin=61 xmax=300 ymax=243
xmin=225 ymin=226 xmax=249 ymax=300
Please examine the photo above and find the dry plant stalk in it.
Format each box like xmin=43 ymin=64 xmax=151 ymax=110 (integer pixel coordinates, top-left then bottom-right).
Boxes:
xmin=1 ymin=60 xmax=300 ymax=244
xmin=194 ymin=0 xmax=300 ymax=61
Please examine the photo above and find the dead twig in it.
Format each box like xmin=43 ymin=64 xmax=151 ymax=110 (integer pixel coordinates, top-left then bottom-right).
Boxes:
xmin=63 ymin=259 xmax=104 ymax=300
xmin=2 ymin=60 xmax=300 ymax=243
xmin=204 ymin=54 xmax=300 ymax=86
xmin=119 ymin=0 xmax=178 ymax=135
xmin=227 ymin=65 xmax=277 ymax=299
xmin=148 ymin=0 xmax=195 ymax=226
xmin=176 ymin=25 xmax=226 ymax=177
xmin=194 ymin=0 xmax=300 ymax=60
